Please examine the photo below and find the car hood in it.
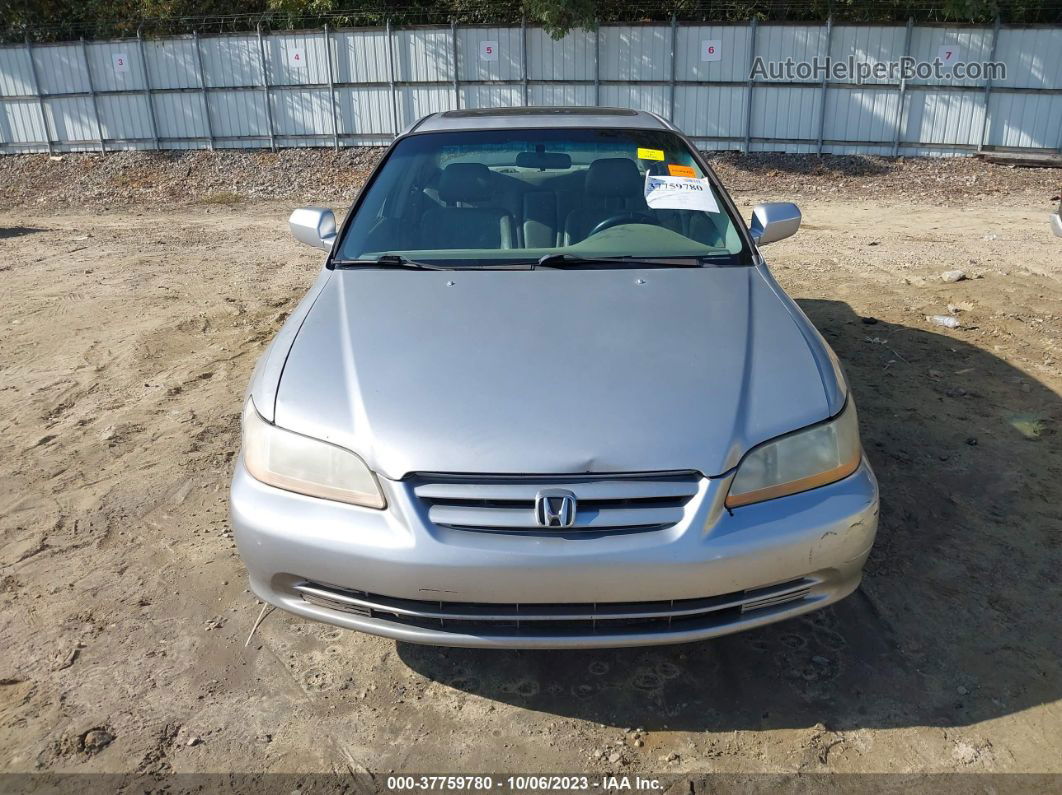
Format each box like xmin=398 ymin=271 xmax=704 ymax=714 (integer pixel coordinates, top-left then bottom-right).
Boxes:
xmin=273 ymin=266 xmax=838 ymax=479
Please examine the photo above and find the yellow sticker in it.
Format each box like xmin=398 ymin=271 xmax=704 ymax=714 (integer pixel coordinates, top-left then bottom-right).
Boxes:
xmin=668 ymin=164 xmax=696 ymax=177
xmin=637 ymin=147 xmax=665 ymax=161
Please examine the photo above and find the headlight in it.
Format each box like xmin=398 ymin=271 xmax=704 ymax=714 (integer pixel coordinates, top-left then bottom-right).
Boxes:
xmin=241 ymin=400 xmax=386 ymax=509
xmin=725 ymin=399 xmax=861 ymax=508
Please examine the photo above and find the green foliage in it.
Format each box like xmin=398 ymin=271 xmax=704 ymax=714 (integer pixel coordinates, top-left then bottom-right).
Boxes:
xmin=523 ymin=0 xmax=597 ymax=38
xmin=2 ymin=0 xmax=1059 ymax=42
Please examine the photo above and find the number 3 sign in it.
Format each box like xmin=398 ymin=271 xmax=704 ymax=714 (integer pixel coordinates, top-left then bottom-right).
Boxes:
xmin=112 ymin=53 xmax=129 ymax=74
xmin=701 ymin=40 xmax=722 ymax=62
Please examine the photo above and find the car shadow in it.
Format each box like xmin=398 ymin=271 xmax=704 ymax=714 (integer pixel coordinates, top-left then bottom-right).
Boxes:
xmin=397 ymin=300 xmax=1061 ymax=731
xmin=0 ymin=226 xmax=44 ymax=239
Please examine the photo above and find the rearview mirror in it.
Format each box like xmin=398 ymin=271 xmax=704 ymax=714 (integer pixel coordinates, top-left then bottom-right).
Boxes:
xmin=289 ymin=207 xmax=337 ymax=250
xmin=749 ymin=202 xmax=801 ymax=246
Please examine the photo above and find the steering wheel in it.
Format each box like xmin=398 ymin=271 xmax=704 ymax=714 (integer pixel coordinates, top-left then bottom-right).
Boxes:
xmin=586 ymin=211 xmax=658 ymax=238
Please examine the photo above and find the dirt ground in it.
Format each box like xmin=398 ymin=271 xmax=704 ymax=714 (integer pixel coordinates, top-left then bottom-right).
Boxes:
xmin=1 ymin=160 xmax=1060 ymax=780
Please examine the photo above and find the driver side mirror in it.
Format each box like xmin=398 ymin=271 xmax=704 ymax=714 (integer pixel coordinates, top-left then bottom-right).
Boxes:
xmin=1052 ymin=210 xmax=1062 ymax=238
xmin=749 ymin=202 xmax=801 ymax=246
xmin=289 ymin=207 xmax=337 ymax=250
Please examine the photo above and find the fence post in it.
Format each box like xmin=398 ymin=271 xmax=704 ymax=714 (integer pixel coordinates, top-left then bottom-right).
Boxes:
xmin=593 ymin=20 xmax=600 ymax=106
xmin=816 ymin=16 xmax=833 ymax=154
xmin=743 ymin=19 xmax=758 ymax=153
xmin=386 ymin=19 xmax=399 ymax=136
xmin=892 ymin=17 xmax=914 ymax=157
xmin=24 ymin=35 xmax=53 ymax=154
xmin=977 ymin=16 xmax=1001 ymax=153
xmin=80 ymin=37 xmax=106 ymax=153
xmin=668 ymin=14 xmax=678 ymax=122
xmin=191 ymin=31 xmax=214 ymax=150
xmin=521 ymin=17 xmax=530 ymax=106
xmin=136 ymin=28 xmax=161 ymax=150
xmin=451 ymin=20 xmax=460 ymax=110
xmin=324 ymin=24 xmax=340 ymax=150
xmin=256 ymin=23 xmax=276 ymax=152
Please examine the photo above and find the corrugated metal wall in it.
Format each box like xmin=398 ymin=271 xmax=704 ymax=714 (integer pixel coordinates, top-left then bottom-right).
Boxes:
xmin=1 ymin=22 xmax=1059 ymax=156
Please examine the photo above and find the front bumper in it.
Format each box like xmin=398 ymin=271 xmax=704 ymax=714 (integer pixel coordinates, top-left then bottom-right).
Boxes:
xmin=230 ymin=458 xmax=878 ymax=649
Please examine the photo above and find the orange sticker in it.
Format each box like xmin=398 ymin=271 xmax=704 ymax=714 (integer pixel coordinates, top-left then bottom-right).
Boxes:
xmin=668 ymin=164 xmax=697 ymax=177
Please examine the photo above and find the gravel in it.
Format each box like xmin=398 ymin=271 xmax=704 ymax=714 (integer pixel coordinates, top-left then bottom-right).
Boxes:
xmin=0 ymin=147 xmax=1057 ymax=210
xmin=0 ymin=148 xmax=384 ymax=209
xmin=704 ymin=151 xmax=1060 ymax=204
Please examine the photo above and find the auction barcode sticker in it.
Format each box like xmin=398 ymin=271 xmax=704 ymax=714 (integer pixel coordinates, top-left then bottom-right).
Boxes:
xmin=645 ymin=175 xmax=720 ymax=213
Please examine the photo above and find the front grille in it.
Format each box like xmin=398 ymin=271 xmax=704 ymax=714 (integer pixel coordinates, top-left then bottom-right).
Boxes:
xmin=294 ymin=578 xmax=815 ymax=637
xmin=409 ymin=472 xmax=700 ymax=535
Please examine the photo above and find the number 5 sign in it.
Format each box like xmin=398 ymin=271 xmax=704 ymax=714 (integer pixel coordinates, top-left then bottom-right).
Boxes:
xmin=480 ymin=40 xmax=498 ymax=61
xmin=700 ymin=40 xmax=722 ymax=62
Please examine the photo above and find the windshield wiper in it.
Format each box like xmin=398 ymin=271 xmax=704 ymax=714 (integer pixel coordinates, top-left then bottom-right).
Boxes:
xmin=334 ymin=255 xmax=534 ymax=271
xmin=535 ymin=253 xmax=706 ymax=268
xmin=348 ymin=254 xmax=449 ymax=270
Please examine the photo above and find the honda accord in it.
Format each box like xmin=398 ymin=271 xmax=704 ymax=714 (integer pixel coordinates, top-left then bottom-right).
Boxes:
xmin=230 ymin=107 xmax=879 ymax=648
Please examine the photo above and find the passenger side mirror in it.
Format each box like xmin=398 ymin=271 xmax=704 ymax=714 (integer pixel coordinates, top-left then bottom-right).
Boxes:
xmin=289 ymin=207 xmax=337 ymax=250
xmin=1052 ymin=211 xmax=1062 ymax=238
xmin=749 ymin=202 xmax=801 ymax=246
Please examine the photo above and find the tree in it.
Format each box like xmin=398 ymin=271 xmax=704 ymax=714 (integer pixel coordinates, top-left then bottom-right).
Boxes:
xmin=522 ymin=0 xmax=597 ymax=38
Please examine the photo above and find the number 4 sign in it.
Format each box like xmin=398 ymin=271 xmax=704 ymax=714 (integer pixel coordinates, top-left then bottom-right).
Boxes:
xmin=290 ymin=48 xmax=306 ymax=68
xmin=700 ymin=40 xmax=722 ymax=62
xmin=480 ymin=40 xmax=498 ymax=62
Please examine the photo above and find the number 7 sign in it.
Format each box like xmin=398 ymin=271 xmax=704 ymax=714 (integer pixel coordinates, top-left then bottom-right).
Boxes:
xmin=937 ymin=45 xmax=961 ymax=68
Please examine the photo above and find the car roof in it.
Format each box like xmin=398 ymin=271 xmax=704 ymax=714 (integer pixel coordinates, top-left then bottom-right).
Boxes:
xmin=408 ymin=107 xmax=677 ymax=135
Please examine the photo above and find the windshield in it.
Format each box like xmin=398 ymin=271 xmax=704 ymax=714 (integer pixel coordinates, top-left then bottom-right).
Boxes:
xmin=334 ymin=128 xmax=749 ymax=267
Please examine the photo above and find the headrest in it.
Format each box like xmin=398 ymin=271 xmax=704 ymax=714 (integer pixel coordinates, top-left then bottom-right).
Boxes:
xmin=438 ymin=163 xmax=493 ymax=203
xmin=515 ymin=151 xmax=572 ymax=170
xmin=585 ymin=158 xmax=643 ymax=198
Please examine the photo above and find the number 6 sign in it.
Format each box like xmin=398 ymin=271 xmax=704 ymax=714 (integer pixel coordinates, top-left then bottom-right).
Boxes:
xmin=700 ymin=40 xmax=722 ymax=62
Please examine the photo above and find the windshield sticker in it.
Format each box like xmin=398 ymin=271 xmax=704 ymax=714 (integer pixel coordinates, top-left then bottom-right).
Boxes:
xmin=667 ymin=164 xmax=696 ymax=177
xmin=636 ymin=147 xmax=665 ymax=161
xmin=644 ymin=175 xmax=720 ymax=214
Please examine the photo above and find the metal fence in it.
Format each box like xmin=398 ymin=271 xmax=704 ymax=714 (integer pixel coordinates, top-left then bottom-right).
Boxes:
xmin=1 ymin=21 xmax=1060 ymax=157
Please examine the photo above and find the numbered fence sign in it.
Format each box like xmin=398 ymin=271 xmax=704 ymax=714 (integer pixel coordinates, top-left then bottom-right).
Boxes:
xmin=480 ymin=40 xmax=499 ymax=62
xmin=290 ymin=48 xmax=306 ymax=69
xmin=937 ymin=45 xmax=961 ymax=68
xmin=112 ymin=53 xmax=129 ymax=74
xmin=701 ymin=40 xmax=722 ymax=62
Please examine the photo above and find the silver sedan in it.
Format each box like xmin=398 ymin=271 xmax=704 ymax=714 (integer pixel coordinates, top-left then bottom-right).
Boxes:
xmin=230 ymin=107 xmax=878 ymax=648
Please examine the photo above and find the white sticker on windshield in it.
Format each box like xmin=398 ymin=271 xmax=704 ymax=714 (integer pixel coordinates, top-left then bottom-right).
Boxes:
xmin=644 ymin=175 xmax=720 ymax=214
